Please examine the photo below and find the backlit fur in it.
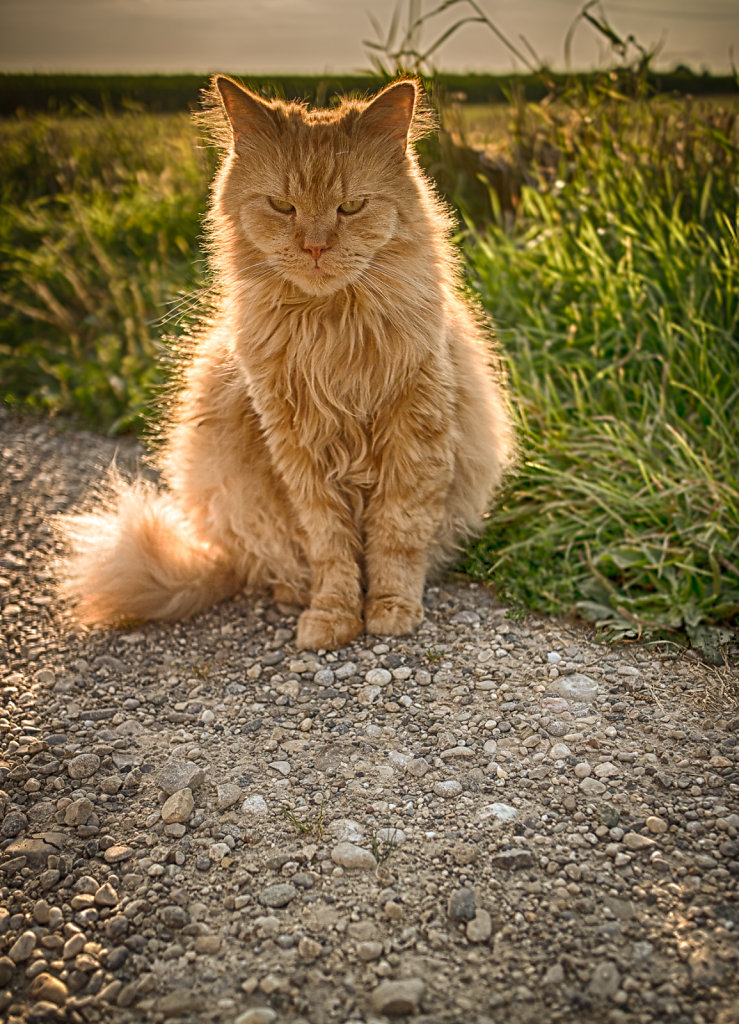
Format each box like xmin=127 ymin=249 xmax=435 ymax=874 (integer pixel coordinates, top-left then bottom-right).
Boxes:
xmin=59 ymin=77 xmax=515 ymax=650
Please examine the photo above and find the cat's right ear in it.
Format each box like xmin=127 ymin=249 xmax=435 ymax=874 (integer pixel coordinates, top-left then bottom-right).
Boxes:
xmin=215 ymin=76 xmax=276 ymax=148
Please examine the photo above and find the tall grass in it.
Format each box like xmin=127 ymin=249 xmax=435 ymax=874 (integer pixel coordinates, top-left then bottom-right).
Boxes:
xmin=0 ymin=113 xmax=212 ymax=431
xmin=460 ymin=91 xmax=739 ymax=645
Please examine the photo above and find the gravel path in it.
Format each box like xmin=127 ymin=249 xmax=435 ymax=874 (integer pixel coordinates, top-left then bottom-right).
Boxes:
xmin=1 ymin=409 xmax=737 ymax=1024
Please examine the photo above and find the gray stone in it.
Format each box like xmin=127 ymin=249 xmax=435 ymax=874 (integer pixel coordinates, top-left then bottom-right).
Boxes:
xmin=258 ymin=884 xmax=297 ymax=908
xmin=406 ymin=758 xmax=430 ymax=778
xmin=588 ymin=961 xmax=621 ymax=998
xmin=554 ymin=673 xmax=598 ymax=701
xmin=433 ymin=780 xmax=463 ymax=799
xmin=1 ymin=810 xmax=28 ymax=837
xmin=67 ymin=753 xmax=101 ymax=779
xmin=161 ymin=904 xmax=189 ymax=929
xmin=216 ymin=783 xmax=242 ymax=810
xmin=331 ymin=842 xmax=377 ymax=871
xmin=448 ymin=887 xmax=476 ymax=922
xmin=64 ymin=798 xmax=94 ymax=826
xmin=155 ymin=760 xmax=205 ymax=795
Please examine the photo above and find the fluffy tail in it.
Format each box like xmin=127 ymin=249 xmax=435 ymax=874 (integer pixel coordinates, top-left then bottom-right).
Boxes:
xmin=58 ymin=473 xmax=240 ymax=627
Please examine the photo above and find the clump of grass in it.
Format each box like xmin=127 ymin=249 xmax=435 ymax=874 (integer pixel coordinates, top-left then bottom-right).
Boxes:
xmin=461 ymin=90 xmax=739 ymax=646
xmin=0 ymin=112 xmax=213 ymax=432
xmin=281 ymin=802 xmax=325 ymax=839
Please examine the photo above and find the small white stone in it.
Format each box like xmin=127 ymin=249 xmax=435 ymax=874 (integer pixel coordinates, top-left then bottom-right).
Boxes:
xmin=478 ymin=802 xmax=517 ymax=822
xmin=365 ymin=668 xmax=392 ymax=686
xmin=241 ymin=795 xmax=269 ymax=817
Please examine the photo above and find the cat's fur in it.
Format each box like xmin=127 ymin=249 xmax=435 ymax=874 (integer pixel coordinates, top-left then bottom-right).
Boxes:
xmin=60 ymin=76 xmax=514 ymax=650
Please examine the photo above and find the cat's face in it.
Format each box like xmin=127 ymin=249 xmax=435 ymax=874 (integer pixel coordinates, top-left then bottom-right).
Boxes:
xmin=214 ymin=79 xmax=419 ymax=297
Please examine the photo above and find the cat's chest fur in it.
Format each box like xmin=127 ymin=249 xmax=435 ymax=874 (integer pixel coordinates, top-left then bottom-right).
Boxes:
xmin=234 ymin=290 xmax=435 ymax=424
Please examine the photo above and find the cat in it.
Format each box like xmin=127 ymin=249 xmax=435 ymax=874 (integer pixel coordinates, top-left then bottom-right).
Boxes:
xmin=60 ymin=76 xmax=515 ymax=651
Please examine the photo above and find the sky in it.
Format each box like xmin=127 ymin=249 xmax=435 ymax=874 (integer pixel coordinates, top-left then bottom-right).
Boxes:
xmin=0 ymin=0 xmax=737 ymax=75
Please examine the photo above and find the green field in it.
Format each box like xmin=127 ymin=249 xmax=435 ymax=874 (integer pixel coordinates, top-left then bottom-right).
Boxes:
xmin=1 ymin=84 xmax=737 ymax=655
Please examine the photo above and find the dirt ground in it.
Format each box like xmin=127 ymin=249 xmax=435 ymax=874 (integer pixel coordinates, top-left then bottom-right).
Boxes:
xmin=1 ymin=410 xmax=737 ymax=1024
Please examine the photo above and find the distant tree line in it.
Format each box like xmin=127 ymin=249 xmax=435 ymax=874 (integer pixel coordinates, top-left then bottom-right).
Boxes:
xmin=0 ymin=70 xmax=736 ymax=116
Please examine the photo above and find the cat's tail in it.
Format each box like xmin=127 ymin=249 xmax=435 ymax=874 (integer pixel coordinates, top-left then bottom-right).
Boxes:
xmin=58 ymin=472 xmax=240 ymax=627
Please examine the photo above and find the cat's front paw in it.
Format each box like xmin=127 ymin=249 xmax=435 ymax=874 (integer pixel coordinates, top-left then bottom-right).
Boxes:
xmin=297 ymin=608 xmax=363 ymax=650
xmin=365 ymin=595 xmax=424 ymax=637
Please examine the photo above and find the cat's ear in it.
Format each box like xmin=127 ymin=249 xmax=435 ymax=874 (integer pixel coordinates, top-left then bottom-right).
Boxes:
xmin=215 ymin=76 xmax=276 ymax=147
xmin=360 ymin=80 xmax=417 ymax=154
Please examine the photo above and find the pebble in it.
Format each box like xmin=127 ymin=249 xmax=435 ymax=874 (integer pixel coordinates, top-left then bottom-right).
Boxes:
xmin=554 ymin=673 xmax=599 ymax=701
xmin=357 ymin=940 xmax=384 ymax=961
xmin=155 ymin=760 xmax=205 ymax=795
xmin=588 ymin=960 xmax=621 ymax=998
xmin=491 ymin=849 xmax=534 ymax=870
xmin=466 ymin=908 xmax=493 ymax=943
xmin=448 ymin=887 xmax=476 ymax=922
xmin=1 ymin=810 xmax=28 ymax=837
xmin=28 ymin=973 xmax=68 ymax=1006
xmin=580 ymin=778 xmax=607 ymax=796
xmin=64 ymin=797 xmax=94 ymax=826
xmin=234 ymin=1010 xmax=278 ymax=1024
xmin=161 ymin=787 xmax=194 ymax=824
xmin=365 ymin=667 xmax=392 ymax=685
xmin=258 ymin=884 xmax=297 ymax=908
xmin=297 ymin=936 xmax=322 ymax=961
xmin=67 ymin=753 xmax=100 ymax=779
xmin=623 ymin=832 xmax=657 ymax=851
xmin=94 ymin=882 xmax=118 ymax=907
xmin=478 ymin=802 xmax=517 ymax=823
xmin=372 ymin=977 xmax=426 ymax=1016
xmin=646 ymin=815 xmax=668 ymax=834
xmin=433 ymin=780 xmax=463 ymax=798
xmin=331 ymin=842 xmax=377 ymax=871
xmin=103 ymin=844 xmax=134 ymax=864
xmin=241 ymin=795 xmax=269 ymax=817
xmin=9 ymin=930 xmax=37 ymax=962
xmin=216 ymin=783 xmax=242 ymax=810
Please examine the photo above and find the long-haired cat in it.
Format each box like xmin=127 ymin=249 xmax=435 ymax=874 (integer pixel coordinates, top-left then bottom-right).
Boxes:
xmin=60 ymin=76 xmax=515 ymax=650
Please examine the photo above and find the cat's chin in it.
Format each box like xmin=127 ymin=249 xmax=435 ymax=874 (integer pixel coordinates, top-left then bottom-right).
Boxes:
xmin=290 ymin=270 xmax=349 ymax=298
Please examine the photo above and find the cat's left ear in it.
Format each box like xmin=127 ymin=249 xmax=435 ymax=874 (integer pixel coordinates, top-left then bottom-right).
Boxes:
xmin=360 ymin=80 xmax=417 ymax=154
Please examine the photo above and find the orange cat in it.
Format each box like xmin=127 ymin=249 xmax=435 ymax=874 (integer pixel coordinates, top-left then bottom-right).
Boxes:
xmin=61 ymin=76 xmax=514 ymax=650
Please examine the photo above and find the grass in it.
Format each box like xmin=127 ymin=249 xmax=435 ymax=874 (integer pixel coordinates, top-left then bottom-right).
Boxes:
xmin=0 ymin=84 xmax=737 ymax=653
xmin=459 ymin=90 xmax=739 ymax=649
xmin=0 ymin=112 xmax=212 ymax=432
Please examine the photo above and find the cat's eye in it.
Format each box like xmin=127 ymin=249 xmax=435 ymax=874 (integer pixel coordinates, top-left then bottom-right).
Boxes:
xmin=269 ymin=197 xmax=295 ymax=214
xmin=338 ymin=199 xmax=365 ymax=215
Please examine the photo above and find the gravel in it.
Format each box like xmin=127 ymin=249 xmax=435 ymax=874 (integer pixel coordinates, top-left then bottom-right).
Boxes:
xmin=0 ymin=409 xmax=738 ymax=1024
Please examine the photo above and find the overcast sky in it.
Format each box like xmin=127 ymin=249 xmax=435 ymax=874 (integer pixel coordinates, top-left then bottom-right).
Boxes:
xmin=1 ymin=0 xmax=736 ymax=75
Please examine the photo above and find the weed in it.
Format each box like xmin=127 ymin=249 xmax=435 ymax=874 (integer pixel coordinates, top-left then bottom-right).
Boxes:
xmin=371 ymin=827 xmax=401 ymax=866
xmin=281 ymin=802 xmax=325 ymax=839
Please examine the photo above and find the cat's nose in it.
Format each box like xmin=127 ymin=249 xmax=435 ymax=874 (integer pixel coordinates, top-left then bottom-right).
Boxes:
xmin=303 ymin=242 xmax=330 ymax=263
